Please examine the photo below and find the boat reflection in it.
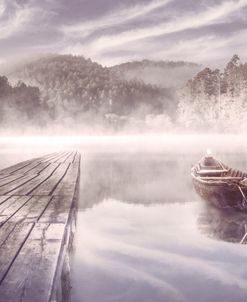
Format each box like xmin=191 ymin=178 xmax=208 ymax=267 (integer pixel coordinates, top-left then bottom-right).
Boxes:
xmin=197 ymin=203 xmax=247 ymax=244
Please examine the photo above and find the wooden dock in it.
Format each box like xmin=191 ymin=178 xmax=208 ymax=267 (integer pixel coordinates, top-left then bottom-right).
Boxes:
xmin=0 ymin=151 xmax=80 ymax=302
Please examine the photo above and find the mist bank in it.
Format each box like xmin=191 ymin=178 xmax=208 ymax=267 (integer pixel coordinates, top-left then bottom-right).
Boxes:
xmin=0 ymin=54 xmax=246 ymax=134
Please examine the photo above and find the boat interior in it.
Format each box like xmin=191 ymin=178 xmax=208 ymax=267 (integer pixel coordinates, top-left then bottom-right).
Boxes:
xmin=193 ymin=155 xmax=247 ymax=181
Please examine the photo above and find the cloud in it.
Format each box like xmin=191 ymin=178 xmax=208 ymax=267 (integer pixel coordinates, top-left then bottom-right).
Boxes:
xmin=76 ymin=0 xmax=247 ymax=52
xmin=0 ymin=0 xmax=6 ymax=17
xmin=0 ymin=1 xmax=41 ymax=40
xmin=0 ymin=1 xmax=57 ymax=41
xmin=61 ymin=0 xmax=172 ymax=38
xmin=1 ymin=0 xmax=247 ymax=66
xmin=60 ymin=0 xmax=247 ymax=66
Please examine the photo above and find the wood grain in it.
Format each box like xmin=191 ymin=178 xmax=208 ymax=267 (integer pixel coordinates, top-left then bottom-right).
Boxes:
xmin=0 ymin=151 xmax=80 ymax=301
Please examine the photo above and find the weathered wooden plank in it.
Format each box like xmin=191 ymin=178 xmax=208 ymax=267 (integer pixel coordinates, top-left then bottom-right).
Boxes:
xmin=34 ymin=152 xmax=63 ymax=164
xmin=0 ymin=152 xmax=65 ymax=177
xmin=6 ymin=164 xmax=60 ymax=196
xmin=53 ymin=163 xmax=80 ymax=197
xmin=9 ymin=166 xmax=59 ymax=196
xmin=73 ymin=151 xmax=81 ymax=163
xmin=63 ymin=151 xmax=76 ymax=163
xmin=30 ymin=164 xmax=70 ymax=196
xmin=8 ymin=196 xmax=52 ymax=223
xmin=39 ymin=195 xmax=73 ymax=224
xmin=0 ymin=151 xmax=80 ymax=301
xmin=24 ymin=162 xmax=50 ymax=175
xmin=44 ymin=152 xmax=68 ymax=163
xmin=36 ymin=152 xmax=58 ymax=162
xmin=12 ymin=161 xmax=41 ymax=175
xmin=0 ymin=174 xmax=26 ymax=188
xmin=53 ymin=152 xmax=71 ymax=163
xmin=0 ymin=196 xmax=10 ymax=205
xmin=0 ymin=160 xmax=33 ymax=176
xmin=0 ymin=174 xmax=18 ymax=180
xmin=0 ymin=221 xmax=18 ymax=246
xmin=0 ymin=223 xmax=65 ymax=302
xmin=0 ymin=222 xmax=33 ymax=283
xmin=39 ymin=163 xmax=60 ymax=175
xmin=0 ymin=196 xmax=30 ymax=225
xmin=0 ymin=174 xmax=38 ymax=195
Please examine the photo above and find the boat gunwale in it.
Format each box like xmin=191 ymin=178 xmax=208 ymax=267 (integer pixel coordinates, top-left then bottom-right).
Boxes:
xmin=191 ymin=169 xmax=245 ymax=187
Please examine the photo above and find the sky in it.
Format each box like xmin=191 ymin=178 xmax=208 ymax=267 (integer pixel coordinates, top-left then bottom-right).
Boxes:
xmin=0 ymin=0 xmax=247 ymax=66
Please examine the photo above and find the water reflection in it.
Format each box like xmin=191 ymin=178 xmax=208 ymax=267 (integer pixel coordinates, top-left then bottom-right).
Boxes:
xmin=71 ymin=199 xmax=247 ymax=302
xmin=72 ymin=152 xmax=247 ymax=302
xmin=198 ymin=203 xmax=247 ymax=244
xmin=80 ymin=153 xmax=195 ymax=209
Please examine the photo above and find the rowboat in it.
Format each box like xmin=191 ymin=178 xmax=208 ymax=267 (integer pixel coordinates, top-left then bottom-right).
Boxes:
xmin=191 ymin=152 xmax=247 ymax=210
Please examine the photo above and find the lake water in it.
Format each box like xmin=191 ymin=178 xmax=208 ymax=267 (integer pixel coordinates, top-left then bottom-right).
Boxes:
xmin=70 ymin=136 xmax=247 ymax=302
xmin=1 ymin=135 xmax=247 ymax=302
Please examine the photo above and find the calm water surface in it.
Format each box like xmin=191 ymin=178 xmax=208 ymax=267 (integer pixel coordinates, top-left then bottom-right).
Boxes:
xmin=71 ymin=151 xmax=247 ymax=302
xmin=1 ymin=137 xmax=247 ymax=302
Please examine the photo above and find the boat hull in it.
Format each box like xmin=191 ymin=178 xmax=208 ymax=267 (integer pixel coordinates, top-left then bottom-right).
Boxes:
xmin=192 ymin=175 xmax=244 ymax=209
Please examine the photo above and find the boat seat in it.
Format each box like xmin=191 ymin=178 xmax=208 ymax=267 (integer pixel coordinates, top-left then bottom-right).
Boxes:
xmin=200 ymin=176 xmax=243 ymax=180
xmin=198 ymin=169 xmax=228 ymax=176
xmin=199 ymin=164 xmax=222 ymax=170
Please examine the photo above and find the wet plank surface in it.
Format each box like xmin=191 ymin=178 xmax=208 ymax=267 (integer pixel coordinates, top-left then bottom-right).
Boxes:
xmin=0 ymin=151 xmax=80 ymax=302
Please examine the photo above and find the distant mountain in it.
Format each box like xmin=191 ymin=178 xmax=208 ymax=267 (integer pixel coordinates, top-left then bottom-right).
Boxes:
xmin=7 ymin=55 xmax=177 ymax=121
xmin=110 ymin=59 xmax=202 ymax=89
xmin=178 ymin=54 xmax=247 ymax=132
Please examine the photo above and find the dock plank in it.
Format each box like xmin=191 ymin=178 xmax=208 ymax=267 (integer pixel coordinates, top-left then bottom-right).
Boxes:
xmin=0 ymin=196 xmax=10 ymax=205
xmin=0 ymin=221 xmax=18 ymax=246
xmin=0 ymin=150 xmax=80 ymax=301
xmin=73 ymin=151 xmax=80 ymax=163
xmin=9 ymin=165 xmax=60 ymax=196
xmin=0 ymin=222 xmax=33 ymax=283
xmin=39 ymin=196 xmax=73 ymax=224
xmin=9 ymin=196 xmax=52 ymax=223
xmin=0 ymin=160 xmax=33 ymax=176
xmin=63 ymin=151 xmax=76 ymax=163
xmin=39 ymin=163 xmax=60 ymax=175
xmin=13 ymin=161 xmax=41 ymax=175
xmin=30 ymin=164 xmax=70 ymax=196
xmin=24 ymin=162 xmax=51 ymax=175
xmin=34 ymin=152 xmax=63 ymax=164
xmin=0 ymin=174 xmax=38 ymax=195
xmin=53 ymin=163 xmax=80 ymax=197
xmin=0 ymin=196 xmax=30 ymax=225
xmin=47 ymin=152 xmax=69 ymax=163
xmin=53 ymin=152 xmax=72 ymax=163
xmin=0 ymin=174 xmax=25 ymax=187
xmin=0 ymin=223 xmax=65 ymax=302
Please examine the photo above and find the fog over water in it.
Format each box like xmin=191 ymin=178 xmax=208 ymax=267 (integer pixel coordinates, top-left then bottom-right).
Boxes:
xmin=1 ymin=135 xmax=247 ymax=302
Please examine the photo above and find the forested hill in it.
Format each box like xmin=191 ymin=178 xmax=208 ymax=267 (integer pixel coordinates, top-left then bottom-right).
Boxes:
xmin=0 ymin=75 xmax=46 ymax=127
xmin=111 ymin=60 xmax=201 ymax=89
xmin=178 ymin=54 xmax=247 ymax=132
xmin=8 ymin=55 xmax=176 ymax=119
xmin=5 ymin=53 xmax=246 ymax=133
